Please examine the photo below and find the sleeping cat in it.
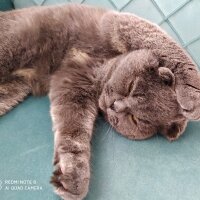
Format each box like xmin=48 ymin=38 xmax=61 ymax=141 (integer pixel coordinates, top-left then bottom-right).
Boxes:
xmin=0 ymin=4 xmax=200 ymax=200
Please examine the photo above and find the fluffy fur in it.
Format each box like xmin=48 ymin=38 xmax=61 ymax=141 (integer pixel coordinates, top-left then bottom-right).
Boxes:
xmin=0 ymin=4 xmax=200 ymax=200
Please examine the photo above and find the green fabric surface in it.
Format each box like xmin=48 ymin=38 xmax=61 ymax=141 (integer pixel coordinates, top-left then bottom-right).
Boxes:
xmin=1 ymin=1 xmax=200 ymax=200
xmin=0 ymin=0 xmax=13 ymax=11
xmin=1 ymin=97 xmax=200 ymax=200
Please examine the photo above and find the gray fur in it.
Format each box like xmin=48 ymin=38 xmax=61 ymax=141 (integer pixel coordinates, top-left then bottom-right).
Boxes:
xmin=0 ymin=4 xmax=200 ymax=200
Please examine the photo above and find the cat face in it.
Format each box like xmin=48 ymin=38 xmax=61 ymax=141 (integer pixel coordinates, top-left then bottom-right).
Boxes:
xmin=99 ymin=50 xmax=187 ymax=141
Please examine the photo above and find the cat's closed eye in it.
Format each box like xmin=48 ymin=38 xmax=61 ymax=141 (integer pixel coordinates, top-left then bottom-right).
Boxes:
xmin=130 ymin=114 xmax=138 ymax=125
xmin=128 ymin=77 xmax=141 ymax=96
xmin=128 ymin=80 xmax=134 ymax=93
xmin=130 ymin=114 xmax=151 ymax=126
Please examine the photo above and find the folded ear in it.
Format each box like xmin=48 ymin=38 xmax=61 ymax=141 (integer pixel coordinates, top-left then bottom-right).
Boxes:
xmin=158 ymin=67 xmax=175 ymax=87
xmin=160 ymin=118 xmax=188 ymax=141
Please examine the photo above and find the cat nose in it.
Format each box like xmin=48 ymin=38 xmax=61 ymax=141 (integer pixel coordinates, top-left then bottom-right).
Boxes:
xmin=110 ymin=100 xmax=127 ymax=113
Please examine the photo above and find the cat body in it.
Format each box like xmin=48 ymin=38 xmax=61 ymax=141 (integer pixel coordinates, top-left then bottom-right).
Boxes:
xmin=1 ymin=4 xmax=200 ymax=200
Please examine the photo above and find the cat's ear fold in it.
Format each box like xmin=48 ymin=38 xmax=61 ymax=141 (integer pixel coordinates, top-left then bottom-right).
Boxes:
xmin=158 ymin=67 xmax=175 ymax=87
xmin=160 ymin=119 xmax=188 ymax=141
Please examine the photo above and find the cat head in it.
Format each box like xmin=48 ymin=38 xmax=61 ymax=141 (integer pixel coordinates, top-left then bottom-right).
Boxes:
xmin=99 ymin=49 xmax=187 ymax=141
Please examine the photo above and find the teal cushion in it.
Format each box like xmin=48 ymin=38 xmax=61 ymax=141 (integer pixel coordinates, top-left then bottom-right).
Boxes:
xmin=1 ymin=97 xmax=200 ymax=200
xmin=1 ymin=1 xmax=200 ymax=200
xmin=0 ymin=0 xmax=13 ymax=11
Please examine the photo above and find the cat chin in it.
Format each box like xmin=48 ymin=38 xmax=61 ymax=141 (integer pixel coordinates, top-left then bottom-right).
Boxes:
xmin=105 ymin=108 xmax=155 ymax=140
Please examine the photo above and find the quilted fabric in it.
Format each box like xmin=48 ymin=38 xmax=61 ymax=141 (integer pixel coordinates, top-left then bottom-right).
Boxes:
xmin=0 ymin=0 xmax=13 ymax=11
xmin=1 ymin=1 xmax=200 ymax=200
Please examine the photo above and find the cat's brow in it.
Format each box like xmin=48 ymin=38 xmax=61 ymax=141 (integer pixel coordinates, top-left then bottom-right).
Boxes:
xmin=138 ymin=118 xmax=151 ymax=125
xmin=129 ymin=77 xmax=140 ymax=96
xmin=131 ymin=93 xmax=144 ymax=97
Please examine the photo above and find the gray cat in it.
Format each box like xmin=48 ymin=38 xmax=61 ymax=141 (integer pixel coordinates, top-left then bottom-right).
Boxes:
xmin=0 ymin=4 xmax=200 ymax=200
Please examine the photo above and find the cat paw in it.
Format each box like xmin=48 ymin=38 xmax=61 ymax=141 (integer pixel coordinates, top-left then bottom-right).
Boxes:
xmin=176 ymin=84 xmax=200 ymax=120
xmin=175 ymin=69 xmax=200 ymax=121
xmin=51 ymin=154 xmax=90 ymax=200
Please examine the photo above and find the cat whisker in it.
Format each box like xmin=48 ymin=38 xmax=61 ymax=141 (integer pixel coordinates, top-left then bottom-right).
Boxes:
xmin=100 ymin=123 xmax=112 ymax=142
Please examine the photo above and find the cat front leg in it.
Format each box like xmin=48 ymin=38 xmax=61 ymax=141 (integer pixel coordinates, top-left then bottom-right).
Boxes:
xmin=49 ymin=64 xmax=98 ymax=200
